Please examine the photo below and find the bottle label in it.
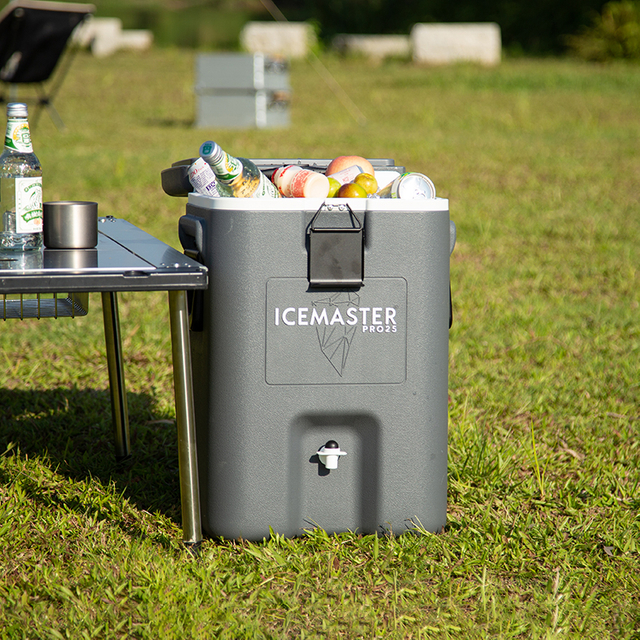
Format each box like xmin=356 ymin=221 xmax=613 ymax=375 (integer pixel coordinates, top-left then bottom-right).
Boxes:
xmin=215 ymin=152 xmax=243 ymax=183
xmin=254 ymin=174 xmax=281 ymax=198
xmin=5 ymin=120 xmax=33 ymax=153
xmin=326 ymin=165 xmax=364 ymax=186
xmin=188 ymin=158 xmax=219 ymax=197
xmin=15 ymin=177 xmax=43 ymax=233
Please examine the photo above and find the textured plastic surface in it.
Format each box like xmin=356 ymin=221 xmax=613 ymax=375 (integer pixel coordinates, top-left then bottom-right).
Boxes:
xmin=183 ymin=192 xmax=451 ymax=540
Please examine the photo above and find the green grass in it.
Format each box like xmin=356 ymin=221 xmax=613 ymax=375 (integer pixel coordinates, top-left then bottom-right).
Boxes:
xmin=1 ymin=50 xmax=639 ymax=638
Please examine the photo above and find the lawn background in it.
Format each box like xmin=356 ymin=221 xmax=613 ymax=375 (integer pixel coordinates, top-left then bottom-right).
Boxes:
xmin=0 ymin=48 xmax=638 ymax=638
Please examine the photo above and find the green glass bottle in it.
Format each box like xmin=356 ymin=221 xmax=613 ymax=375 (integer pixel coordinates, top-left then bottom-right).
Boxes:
xmin=199 ymin=141 xmax=280 ymax=199
xmin=0 ymin=103 xmax=43 ymax=251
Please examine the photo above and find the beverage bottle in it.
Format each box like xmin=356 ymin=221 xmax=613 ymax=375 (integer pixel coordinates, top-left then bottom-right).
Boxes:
xmin=0 ymin=103 xmax=43 ymax=250
xmin=326 ymin=164 xmax=364 ymax=186
xmin=188 ymin=157 xmax=220 ymax=197
xmin=199 ymin=141 xmax=280 ymax=199
xmin=272 ymin=165 xmax=330 ymax=198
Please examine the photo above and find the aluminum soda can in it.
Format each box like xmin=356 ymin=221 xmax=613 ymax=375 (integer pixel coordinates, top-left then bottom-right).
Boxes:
xmin=376 ymin=172 xmax=436 ymax=199
xmin=188 ymin=157 xmax=220 ymax=197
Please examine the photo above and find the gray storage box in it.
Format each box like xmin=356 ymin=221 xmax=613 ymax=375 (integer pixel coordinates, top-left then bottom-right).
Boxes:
xmin=180 ymin=167 xmax=453 ymax=540
xmin=194 ymin=53 xmax=290 ymax=129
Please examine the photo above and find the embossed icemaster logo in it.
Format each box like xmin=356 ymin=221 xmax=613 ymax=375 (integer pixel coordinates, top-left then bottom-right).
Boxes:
xmin=313 ymin=292 xmax=360 ymax=376
xmin=273 ymin=291 xmax=399 ymax=377
xmin=267 ymin=277 xmax=406 ymax=385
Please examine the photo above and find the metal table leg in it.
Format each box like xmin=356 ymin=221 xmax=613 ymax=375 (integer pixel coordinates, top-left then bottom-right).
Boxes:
xmin=168 ymin=289 xmax=202 ymax=550
xmin=101 ymin=291 xmax=130 ymax=461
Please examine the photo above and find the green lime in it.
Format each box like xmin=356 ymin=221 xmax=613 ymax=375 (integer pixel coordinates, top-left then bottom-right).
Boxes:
xmin=354 ymin=172 xmax=378 ymax=195
xmin=327 ymin=177 xmax=341 ymax=198
xmin=337 ymin=182 xmax=367 ymax=198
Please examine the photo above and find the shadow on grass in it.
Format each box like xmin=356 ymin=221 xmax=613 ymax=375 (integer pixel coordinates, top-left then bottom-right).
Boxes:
xmin=0 ymin=386 xmax=183 ymax=530
xmin=144 ymin=117 xmax=194 ymax=128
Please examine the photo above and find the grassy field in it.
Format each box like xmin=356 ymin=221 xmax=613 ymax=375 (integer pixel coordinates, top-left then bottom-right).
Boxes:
xmin=0 ymin=48 xmax=638 ymax=638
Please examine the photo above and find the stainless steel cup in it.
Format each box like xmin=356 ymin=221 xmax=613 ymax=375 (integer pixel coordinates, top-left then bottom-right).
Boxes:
xmin=43 ymin=201 xmax=98 ymax=249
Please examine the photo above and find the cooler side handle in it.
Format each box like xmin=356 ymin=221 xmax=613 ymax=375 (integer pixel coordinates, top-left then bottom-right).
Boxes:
xmin=179 ymin=214 xmax=206 ymax=331
xmin=449 ymin=220 xmax=456 ymax=328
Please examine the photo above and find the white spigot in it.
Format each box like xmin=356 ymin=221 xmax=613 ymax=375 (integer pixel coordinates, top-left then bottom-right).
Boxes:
xmin=317 ymin=440 xmax=347 ymax=470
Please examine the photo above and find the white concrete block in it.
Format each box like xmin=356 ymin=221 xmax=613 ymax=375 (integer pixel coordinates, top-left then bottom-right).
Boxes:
xmin=117 ymin=30 xmax=154 ymax=52
xmin=332 ymin=34 xmax=411 ymax=60
xmin=411 ymin=23 xmax=501 ymax=66
xmin=73 ymin=17 xmax=123 ymax=58
xmin=240 ymin=22 xmax=316 ymax=59
xmin=72 ymin=17 xmax=153 ymax=56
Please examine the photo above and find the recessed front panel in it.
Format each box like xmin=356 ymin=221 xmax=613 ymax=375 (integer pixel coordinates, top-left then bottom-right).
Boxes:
xmin=266 ymin=277 xmax=407 ymax=385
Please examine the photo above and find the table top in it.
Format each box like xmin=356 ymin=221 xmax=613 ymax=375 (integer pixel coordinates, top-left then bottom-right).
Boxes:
xmin=0 ymin=217 xmax=208 ymax=294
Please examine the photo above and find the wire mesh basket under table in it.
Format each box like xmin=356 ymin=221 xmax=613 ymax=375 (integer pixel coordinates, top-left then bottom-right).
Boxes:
xmin=1 ymin=292 xmax=89 ymax=320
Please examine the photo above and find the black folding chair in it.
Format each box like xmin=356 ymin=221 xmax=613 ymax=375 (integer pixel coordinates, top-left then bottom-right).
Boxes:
xmin=0 ymin=0 xmax=95 ymax=129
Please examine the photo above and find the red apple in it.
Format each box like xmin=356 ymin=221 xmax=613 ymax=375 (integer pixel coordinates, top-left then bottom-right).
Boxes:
xmin=326 ymin=155 xmax=375 ymax=178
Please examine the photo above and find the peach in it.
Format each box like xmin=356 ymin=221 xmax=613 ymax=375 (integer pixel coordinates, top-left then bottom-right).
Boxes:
xmin=325 ymin=155 xmax=374 ymax=178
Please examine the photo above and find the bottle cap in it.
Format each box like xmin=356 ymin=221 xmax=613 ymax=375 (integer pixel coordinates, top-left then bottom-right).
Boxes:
xmin=199 ymin=140 xmax=221 ymax=163
xmin=7 ymin=103 xmax=28 ymax=118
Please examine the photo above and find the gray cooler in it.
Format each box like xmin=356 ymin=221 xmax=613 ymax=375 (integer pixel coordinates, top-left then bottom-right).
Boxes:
xmin=194 ymin=53 xmax=290 ymax=129
xmin=179 ymin=160 xmax=454 ymax=540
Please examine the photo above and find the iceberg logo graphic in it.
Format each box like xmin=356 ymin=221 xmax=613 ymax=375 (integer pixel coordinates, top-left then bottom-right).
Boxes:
xmin=312 ymin=292 xmax=361 ymax=376
xmin=267 ymin=277 xmax=406 ymax=386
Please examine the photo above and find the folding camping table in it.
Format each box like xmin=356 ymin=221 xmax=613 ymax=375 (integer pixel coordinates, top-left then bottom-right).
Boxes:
xmin=0 ymin=217 xmax=207 ymax=549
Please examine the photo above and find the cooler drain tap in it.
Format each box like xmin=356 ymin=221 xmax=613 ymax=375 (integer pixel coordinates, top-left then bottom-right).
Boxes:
xmin=317 ymin=440 xmax=347 ymax=470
